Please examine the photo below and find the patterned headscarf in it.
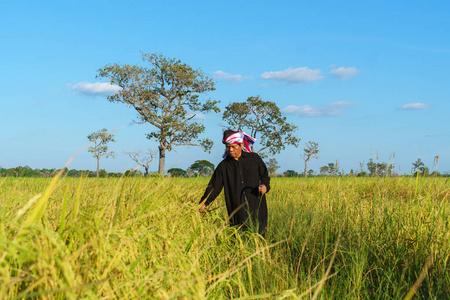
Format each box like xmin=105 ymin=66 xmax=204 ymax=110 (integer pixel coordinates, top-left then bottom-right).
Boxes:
xmin=222 ymin=131 xmax=256 ymax=158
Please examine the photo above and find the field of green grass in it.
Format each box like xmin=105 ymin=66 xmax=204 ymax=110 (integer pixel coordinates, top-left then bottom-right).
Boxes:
xmin=1 ymin=175 xmax=449 ymax=299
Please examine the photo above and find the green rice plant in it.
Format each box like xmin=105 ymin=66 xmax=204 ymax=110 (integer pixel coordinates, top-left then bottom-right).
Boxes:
xmin=0 ymin=176 xmax=448 ymax=299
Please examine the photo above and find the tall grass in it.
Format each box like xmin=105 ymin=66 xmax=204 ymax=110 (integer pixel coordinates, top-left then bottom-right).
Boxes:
xmin=0 ymin=176 xmax=449 ymax=299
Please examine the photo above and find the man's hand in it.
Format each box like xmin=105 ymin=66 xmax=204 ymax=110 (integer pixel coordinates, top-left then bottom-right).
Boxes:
xmin=258 ymin=184 xmax=267 ymax=195
xmin=198 ymin=204 xmax=206 ymax=213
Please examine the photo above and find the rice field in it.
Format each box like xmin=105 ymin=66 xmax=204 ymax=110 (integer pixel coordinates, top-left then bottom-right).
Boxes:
xmin=0 ymin=175 xmax=449 ymax=299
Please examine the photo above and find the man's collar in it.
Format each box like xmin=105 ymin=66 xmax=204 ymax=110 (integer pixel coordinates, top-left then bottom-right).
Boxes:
xmin=226 ymin=151 xmax=249 ymax=161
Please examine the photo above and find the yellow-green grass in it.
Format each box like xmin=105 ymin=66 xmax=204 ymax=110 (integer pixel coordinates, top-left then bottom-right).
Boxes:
xmin=0 ymin=176 xmax=449 ymax=299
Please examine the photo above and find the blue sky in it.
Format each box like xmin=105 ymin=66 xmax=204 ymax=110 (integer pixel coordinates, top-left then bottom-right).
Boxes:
xmin=1 ymin=0 xmax=449 ymax=175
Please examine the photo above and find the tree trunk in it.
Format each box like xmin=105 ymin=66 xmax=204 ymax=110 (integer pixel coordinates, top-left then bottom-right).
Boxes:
xmin=144 ymin=167 xmax=149 ymax=177
xmin=158 ymin=146 xmax=165 ymax=175
xmin=304 ymin=160 xmax=308 ymax=178
xmin=96 ymin=157 xmax=100 ymax=178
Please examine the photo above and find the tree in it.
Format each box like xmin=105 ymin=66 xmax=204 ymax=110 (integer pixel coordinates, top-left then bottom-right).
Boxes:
xmin=367 ymin=159 xmax=377 ymax=176
xmin=97 ymin=52 xmax=220 ymax=175
xmin=87 ymin=129 xmax=115 ymax=177
xmin=367 ymin=159 xmax=394 ymax=177
xmin=359 ymin=160 xmax=365 ymax=174
xmin=266 ymin=158 xmax=280 ymax=177
xmin=167 ymin=168 xmax=187 ymax=177
xmin=302 ymin=141 xmax=319 ymax=177
xmin=124 ymin=149 xmax=157 ymax=176
xmin=186 ymin=168 xmax=196 ymax=178
xmin=124 ymin=170 xmax=139 ymax=177
xmin=320 ymin=162 xmax=339 ymax=176
xmin=283 ymin=170 xmax=299 ymax=177
xmin=222 ymin=96 xmax=300 ymax=157
xmin=188 ymin=160 xmax=215 ymax=177
xmin=412 ymin=158 xmax=428 ymax=176
xmin=320 ymin=165 xmax=329 ymax=176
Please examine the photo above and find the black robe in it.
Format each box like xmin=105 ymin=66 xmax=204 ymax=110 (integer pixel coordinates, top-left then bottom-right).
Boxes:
xmin=200 ymin=152 xmax=270 ymax=234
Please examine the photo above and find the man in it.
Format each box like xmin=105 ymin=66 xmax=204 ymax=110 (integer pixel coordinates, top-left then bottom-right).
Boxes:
xmin=199 ymin=130 xmax=270 ymax=236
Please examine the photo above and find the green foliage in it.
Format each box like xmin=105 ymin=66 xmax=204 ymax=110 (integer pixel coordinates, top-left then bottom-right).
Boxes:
xmin=124 ymin=170 xmax=142 ymax=177
xmin=188 ymin=160 xmax=215 ymax=177
xmin=222 ymin=95 xmax=300 ymax=156
xmin=266 ymin=158 xmax=280 ymax=176
xmin=167 ymin=168 xmax=187 ymax=177
xmin=0 ymin=167 xmax=104 ymax=178
xmin=412 ymin=158 xmax=429 ymax=176
xmin=283 ymin=169 xmax=299 ymax=177
xmin=366 ymin=158 xmax=395 ymax=177
xmin=97 ymin=53 xmax=220 ymax=174
xmin=87 ymin=128 xmax=115 ymax=158
xmin=87 ymin=128 xmax=116 ymax=177
xmin=303 ymin=141 xmax=319 ymax=177
xmin=320 ymin=162 xmax=339 ymax=176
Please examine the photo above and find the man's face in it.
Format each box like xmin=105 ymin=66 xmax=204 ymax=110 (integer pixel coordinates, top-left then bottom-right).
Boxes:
xmin=226 ymin=143 xmax=243 ymax=159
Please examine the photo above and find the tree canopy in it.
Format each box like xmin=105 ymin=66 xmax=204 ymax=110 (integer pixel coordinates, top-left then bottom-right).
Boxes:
xmin=222 ymin=96 xmax=300 ymax=157
xmin=412 ymin=158 xmax=429 ymax=176
xmin=367 ymin=159 xmax=394 ymax=177
xmin=320 ymin=162 xmax=339 ymax=176
xmin=283 ymin=170 xmax=299 ymax=177
xmin=188 ymin=160 xmax=215 ymax=177
xmin=97 ymin=52 xmax=220 ymax=174
xmin=167 ymin=168 xmax=187 ymax=177
xmin=302 ymin=141 xmax=319 ymax=177
xmin=87 ymin=128 xmax=115 ymax=177
xmin=266 ymin=158 xmax=280 ymax=177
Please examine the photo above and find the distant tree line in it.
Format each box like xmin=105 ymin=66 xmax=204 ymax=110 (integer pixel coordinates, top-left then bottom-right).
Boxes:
xmin=280 ymin=157 xmax=447 ymax=178
xmin=2 ymin=157 xmax=448 ymax=178
xmin=0 ymin=166 xmax=125 ymax=178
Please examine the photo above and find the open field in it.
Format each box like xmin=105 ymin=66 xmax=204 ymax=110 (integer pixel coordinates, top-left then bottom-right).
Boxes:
xmin=0 ymin=176 xmax=449 ymax=299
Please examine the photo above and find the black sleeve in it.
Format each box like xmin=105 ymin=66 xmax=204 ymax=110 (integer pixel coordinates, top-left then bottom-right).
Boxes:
xmin=200 ymin=165 xmax=224 ymax=206
xmin=258 ymin=155 xmax=271 ymax=193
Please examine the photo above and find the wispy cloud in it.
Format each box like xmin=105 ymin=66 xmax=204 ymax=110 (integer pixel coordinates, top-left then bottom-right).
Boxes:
xmin=186 ymin=112 xmax=205 ymax=120
xmin=282 ymin=101 xmax=355 ymax=117
xmin=260 ymin=67 xmax=323 ymax=83
xmin=213 ymin=70 xmax=252 ymax=82
xmin=330 ymin=67 xmax=359 ymax=79
xmin=72 ymin=82 xmax=121 ymax=96
xmin=400 ymin=103 xmax=430 ymax=110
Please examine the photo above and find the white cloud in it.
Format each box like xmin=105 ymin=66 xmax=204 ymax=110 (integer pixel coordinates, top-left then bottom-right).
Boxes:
xmin=281 ymin=101 xmax=355 ymax=117
xmin=72 ymin=82 xmax=121 ymax=96
xmin=400 ymin=103 xmax=430 ymax=110
xmin=260 ymin=67 xmax=323 ymax=83
xmin=282 ymin=105 xmax=322 ymax=117
xmin=330 ymin=67 xmax=359 ymax=79
xmin=186 ymin=112 xmax=205 ymax=120
xmin=213 ymin=70 xmax=252 ymax=82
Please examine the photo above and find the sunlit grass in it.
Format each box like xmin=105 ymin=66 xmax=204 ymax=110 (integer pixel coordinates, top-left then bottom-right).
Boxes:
xmin=0 ymin=176 xmax=449 ymax=298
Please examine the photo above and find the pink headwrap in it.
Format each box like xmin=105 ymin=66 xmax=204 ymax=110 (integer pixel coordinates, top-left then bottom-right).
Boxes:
xmin=222 ymin=131 xmax=256 ymax=158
